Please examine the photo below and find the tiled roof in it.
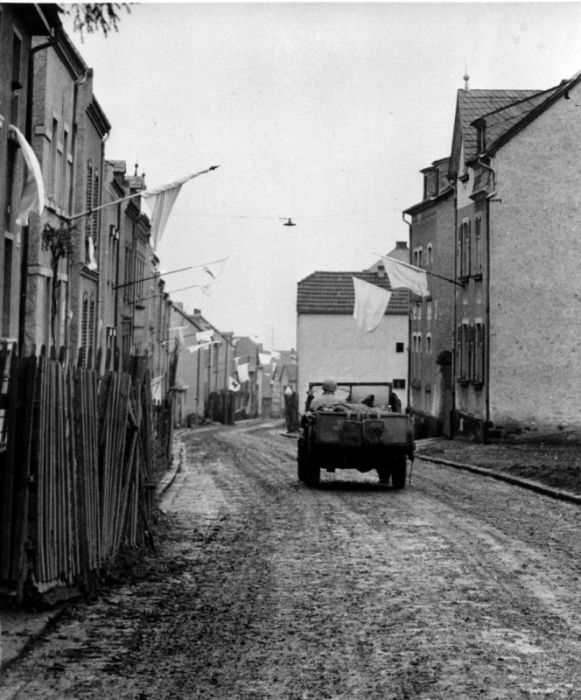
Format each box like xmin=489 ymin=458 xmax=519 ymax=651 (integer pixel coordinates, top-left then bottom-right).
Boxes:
xmin=475 ymin=86 xmax=561 ymax=153
xmin=297 ymin=271 xmax=410 ymax=315
xmin=458 ymin=89 xmax=542 ymax=162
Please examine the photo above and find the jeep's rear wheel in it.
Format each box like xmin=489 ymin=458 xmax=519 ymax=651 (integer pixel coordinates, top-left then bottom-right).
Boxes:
xmin=391 ymin=454 xmax=407 ymax=489
xmin=297 ymin=439 xmax=309 ymax=482
xmin=304 ymin=459 xmax=320 ymax=487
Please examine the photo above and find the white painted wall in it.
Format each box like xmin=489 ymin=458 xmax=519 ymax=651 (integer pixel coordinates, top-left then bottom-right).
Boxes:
xmin=297 ymin=313 xmax=409 ymax=412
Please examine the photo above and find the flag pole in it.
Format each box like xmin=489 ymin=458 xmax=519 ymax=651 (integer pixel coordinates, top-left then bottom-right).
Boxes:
xmin=373 ymin=252 xmax=463 ymax=287
xmin=112 ymin=257 xmax=228 ymax=291
xmin=69 ymin=165 xmax=220 ymax=222
xmin=129 ymin=283 xmax=205 ymax=303
xmin=113 ymin=265 xmax=194 ymax=290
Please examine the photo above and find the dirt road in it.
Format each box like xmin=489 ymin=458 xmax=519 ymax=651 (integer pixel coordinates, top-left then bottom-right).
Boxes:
xmin=2 ymin=422 xmax=581 ymax=699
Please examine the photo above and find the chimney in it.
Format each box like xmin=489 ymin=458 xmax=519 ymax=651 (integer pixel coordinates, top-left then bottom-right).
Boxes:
xmin=396 ymin=241 xmax=408 ymax=250
xmin=193 ymin=308 xmax=201 ymax=317
xmin=377 ymin=264 xmax=386 ymax=278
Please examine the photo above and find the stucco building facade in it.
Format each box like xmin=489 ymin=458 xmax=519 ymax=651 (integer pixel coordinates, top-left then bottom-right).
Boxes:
xmin=404 ymin=158 xmax=456 ymax=437
xmin=297 ymin=246 xmax=410 ymax=413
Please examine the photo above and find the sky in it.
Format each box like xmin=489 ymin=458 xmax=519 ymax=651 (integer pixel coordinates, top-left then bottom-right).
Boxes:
xmin=64 ymin=2 xmax=581 ymax=351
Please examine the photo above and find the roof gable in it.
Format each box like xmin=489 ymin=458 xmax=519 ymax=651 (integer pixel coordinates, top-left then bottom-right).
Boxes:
xmin=482 ymin=72 xmax=581 ymax=156
xmin=449 ymin=89 xmax=542 ymax=177
xmin=297 ymin=271 xmax=410 ymax=315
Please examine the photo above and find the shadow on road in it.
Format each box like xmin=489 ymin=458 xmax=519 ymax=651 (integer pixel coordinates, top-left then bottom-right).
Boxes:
xmin=308 ymin=481 xmax=407 ymax=493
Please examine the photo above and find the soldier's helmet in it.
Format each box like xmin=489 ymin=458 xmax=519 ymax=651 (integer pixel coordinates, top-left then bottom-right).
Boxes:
xmin=322 ymin=378 xmax=337 ymax=393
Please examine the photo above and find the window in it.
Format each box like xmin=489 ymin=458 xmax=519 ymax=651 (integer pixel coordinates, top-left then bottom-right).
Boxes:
xmin=426 ymin=300 xmax=432 ymax=321
xmin=423 ymin=169 xmax=439 ymax=199
xmin=57 ymin=280 xmax=67 ymax=347
xmin=92 ymin=172 xmax=99 ymax=259
xmin=4 ymin=139 xmax=17 ymax=229
xmin=477 ymin=125 xmax=486 ymax=154
xmin=123 ymin=243 xmax=132 ymax=303
xmin=109 ymin=225 xmax=119 ymax=285
xmin=426 ymin=244 xmax=433 ymax=265
xmin=50 ymin=118 xmax=58 ymax=200
xmin=61 ymin=129 xmax=69 ymax=206
xmin=85 ymin=162 xmax=93 ymax=262
xmin=474 ymin=216 xmax=483 ymax=276
xmin=474 ymin=322 xmax=485 ymax=385
xmin=458 ymin=322 xmax=470 ymax=382
xmin=2 ymin=237 xmax=13 ymax=337
xmin=393 ymin=379 xmax=406 ymax=389
xmin=395 ymin=342 xmax=404 ymax=353
xmin=458 ymin=321 xmax=485 ymax=385
xmin=426 ymin=333 xmax=432 ymax=354
xmin=459 ymin=220 xmax=471 ymax=279
xmin=11 ymin=32 xmax=22 ymax=123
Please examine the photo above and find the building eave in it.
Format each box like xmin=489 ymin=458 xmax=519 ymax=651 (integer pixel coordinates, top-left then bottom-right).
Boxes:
xmin=403 ymin=186 xmax=454 ymax=216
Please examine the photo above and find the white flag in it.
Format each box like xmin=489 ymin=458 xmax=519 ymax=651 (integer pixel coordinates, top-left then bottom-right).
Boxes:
xmin=151 ymin=375 xmax=163 ymax=402
xmin=259 ymin=352 xmax=271 ymax=365
xmin=87 ymin=236 xmax=98 ymax=271
xmin=237 ymin=362 xmax=250 ymax=383
xmin=186 ymin=340 xmax=219 ymax=354
xmin=381 ymin=256 xmax=429 ymax=297
xmin=352 ymin=277 xmax=392 ymax=333
xmin=9 ymin=124 xmax=45 ymax=225
xmin=142 ymin=169 xmax=217 ymax=250
xmin=196 ymin=329 xmax=214 ymax=343
xmin=228 ymin=376 xmax=241 ymax=392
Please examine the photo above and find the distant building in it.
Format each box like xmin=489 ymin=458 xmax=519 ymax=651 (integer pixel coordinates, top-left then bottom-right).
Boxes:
xmin=297 ymin=244 xmax=410 ymax=412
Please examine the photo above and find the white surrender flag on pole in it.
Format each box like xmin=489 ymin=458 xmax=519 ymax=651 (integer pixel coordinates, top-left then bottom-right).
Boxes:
xmin=352 ymin=277 xmax=392 ymax=333
xmin=381 ymin=255 xmax=429 ymax=297
xmin=142 ymin=167 xmax=219 ymax=250
xmin=9 ymin=124 xmax=45 ymax=225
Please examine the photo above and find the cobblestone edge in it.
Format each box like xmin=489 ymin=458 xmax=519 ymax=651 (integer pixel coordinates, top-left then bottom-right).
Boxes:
xmin=418 ymin=454 xmax=581 ymax=506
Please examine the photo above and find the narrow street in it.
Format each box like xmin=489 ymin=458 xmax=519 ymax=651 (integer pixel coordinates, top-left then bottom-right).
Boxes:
xmin=2 ymin=421 xmax=581 ymax=699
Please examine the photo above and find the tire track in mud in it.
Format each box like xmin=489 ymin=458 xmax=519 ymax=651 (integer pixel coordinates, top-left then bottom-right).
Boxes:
xmin=2 ymin=426 xmax=581 ymax=699
xmin=212 ymin=428 xmax=581 ymax=698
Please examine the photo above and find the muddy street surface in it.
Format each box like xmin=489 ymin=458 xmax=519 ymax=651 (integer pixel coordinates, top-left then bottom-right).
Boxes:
xmin=2 ymin=421 xmax=581 ymax=699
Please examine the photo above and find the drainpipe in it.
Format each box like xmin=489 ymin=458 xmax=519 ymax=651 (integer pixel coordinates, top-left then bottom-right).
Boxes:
xmin=452 ymin=180 xmax=458 ymax=440
xmin=477 ymin=158 xmax=497 ymax=441
xmin=95 ymin=130 xmax=110 ymax=365
xmin=401 ymin=212 xmax=413 ymax=416
xmin=63 ymin=68 xmax=89 ymax=358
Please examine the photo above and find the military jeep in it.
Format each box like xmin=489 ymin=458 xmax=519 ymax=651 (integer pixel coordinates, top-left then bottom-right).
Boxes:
xmin=297 ymin=382 xmax=414 ymax=488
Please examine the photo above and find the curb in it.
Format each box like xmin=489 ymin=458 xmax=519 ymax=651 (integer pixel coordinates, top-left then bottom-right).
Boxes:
xmin=418 ymin=454 xmax=581 ymax=506
xmin=156 ymin=437 xmax=185 ymax=500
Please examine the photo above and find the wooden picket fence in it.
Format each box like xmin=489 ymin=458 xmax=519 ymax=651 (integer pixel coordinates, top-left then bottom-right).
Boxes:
xmin=0 ymin=343 xmax=172 ymax=602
